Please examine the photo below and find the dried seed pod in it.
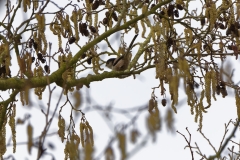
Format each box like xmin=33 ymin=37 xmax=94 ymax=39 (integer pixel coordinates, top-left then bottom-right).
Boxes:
xmin=176 ymin=4 xmax=183 ymax=10
xmin=89 ymin=26 xmax=97 ymax=33
xmin=174 ymin=10 xmax=179 ymax=18
xmin=44 ymin=65 xmax=50 ymax=74
xmin=105 ymin=11 xmax=110 ymax=18
xmin=37 ymin=53 xmax=43 ymax=60
xmin=83 ymin=29 xmax=89 ymax=36
xmin=79 ymin=22 xmax=89 ymax=36
xmin=92 ymin=0 xmax=99 ymax=10
xmin=87 ymin=57 xmax=92 ymax=64
xmin=103 ymin=17 xmax=109 ymax=25
xmin=40 ymin=58 xmax=46 ymax=63
xmin=79 ymin=22 xmax=86 ymax=34
xmin=161 ymin=99 xmax=167 ymax=106
xmin=167 ymin=4 xmax=174 ymax=17
xmin=68 ymin=37 xmax=76 ymax=44
xmin=220 ymin=88 xmax=228 ymax=98
xmin=112 ymin=11 xmax=118 ymax=21
xmin=81 ymin=23 xmax=87 ymax=29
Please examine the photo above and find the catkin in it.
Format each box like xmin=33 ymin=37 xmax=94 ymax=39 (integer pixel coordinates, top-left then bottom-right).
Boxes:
xmin=27 ymin=123 xmax=33 ymax=154
xmin=205 ymin=71 xmax=211 ymax=107
xmin=235 ymin=91 xmax=240 ymax=119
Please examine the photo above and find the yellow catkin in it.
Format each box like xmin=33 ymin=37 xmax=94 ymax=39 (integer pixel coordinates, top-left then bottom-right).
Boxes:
xmin=35 ymin=14 xmax=42 ymax=30
xmin=209 ymin=3 xmax=217 ymax=31
xmin=23 ymin=0 xmax=27 ymax=12
xmin=165 ymin=108 xmax=174 ymax=132
xmin=105 ymin=0 xmax=110 ymax=8
xmin=9 ymin=106 xmax=16 ymax=153
xmin=77 ymin=9 xmax=83 ymax=21
xmin=58 ymin=116 xmax=65 ymax=142
xmin=198 ymin=104 xmax=203 ymax=130
xmin=71 ymin=10 xmax=79 ymax=41
xmin=195 ymin=90 xmax=204 ymax=130
xmin=33 ymin=1 xmax=38 ymax=10
xmin=24 ymin=87 xmax=29 ymax=106
xmin=10 ymin=104 xmax=16 ymax=153
xmin=50 ymin=23 xmax=58 ymax=35
xmin=85 ymin=0 xmax=91 ymax=13
xmin=205 ymin=71 xmax=211 ymax=107
xmin=165 ymin=67 xmax=173 ymax=83
xmin=235 ymin=91 xmax=240 ymax=120
xmin=94 ymin=13 xmax=98 ymax=30
xmin=64 ymin=141 xmax=70 ymax=160
xmin=57 ymin=32 xmax=62 ymax=49
xmin=27 ymin=123 xmax=33 ymax=154
xmin=117 ymin=132 xmax=126 ymax=160
xmin=40 ymin=14 xmax=46 ymax=31
xmin=155 ymin=22 xmax=161 ymax=39
xmin=178 ymin=57 xmax=191 ymax=79
xmin=115 ymin=0 xmax=121 ymax=9
xmin=0 ymin=121 xmax=6 ymax=156
xmin=65 ymin=15 xmax=73 ymax=36
xmin=148 ymin=99 xmax=155 ymax=113
xmin=186 ymin=84 xmax=195 ymax=115
xmin=20 ymin=91 xmax=25 ymax=106
xmin=105 ymin=146 xmax=114 ymax=160
xmin=211 ymin=69 xmax=217 ymax=101
xmin=169 ymin=75 xmax=178 ymax=113
xmin=154 ymin=105 xmax=161 ymax=131
xmin=84 ymin=142 xmax=94 ymax=160
xmin=80 ymin=122 xmax=85 ymax=147
xmin=140 ymin=20 xmax=146 ymax=38
xmin=68 ymin=134 xmax=78 ymax=160
xmin=86 ymin=121 xmax=94 ymax=146
xmin=237 ymin=3 xmax=240 ymax=20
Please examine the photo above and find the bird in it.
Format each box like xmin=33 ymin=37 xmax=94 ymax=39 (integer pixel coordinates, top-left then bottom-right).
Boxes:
xmin=106 ymin=34 xmax=138 ymax=71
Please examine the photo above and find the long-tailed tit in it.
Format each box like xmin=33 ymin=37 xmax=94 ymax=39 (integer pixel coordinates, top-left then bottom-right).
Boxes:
xmin=106 ymin=34 xmax=138 ymax=71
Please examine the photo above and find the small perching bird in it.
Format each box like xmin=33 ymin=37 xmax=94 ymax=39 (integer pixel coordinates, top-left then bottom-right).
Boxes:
xmin=106 ymin=34 xmax=138 ymax=71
